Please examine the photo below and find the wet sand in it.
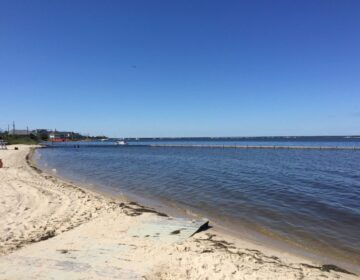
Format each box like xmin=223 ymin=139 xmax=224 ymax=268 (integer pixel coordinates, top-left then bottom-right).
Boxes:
xmin=0 ymin=145 xmax=358 ymax=279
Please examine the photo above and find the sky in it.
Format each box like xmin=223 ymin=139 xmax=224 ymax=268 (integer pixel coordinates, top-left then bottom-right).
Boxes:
xmin=1 ymin=0 xmax=360 ymax=137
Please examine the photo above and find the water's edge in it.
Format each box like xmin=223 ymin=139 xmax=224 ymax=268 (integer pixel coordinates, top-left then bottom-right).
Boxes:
xmin=32 ymin=147 xmax=360 ymax=274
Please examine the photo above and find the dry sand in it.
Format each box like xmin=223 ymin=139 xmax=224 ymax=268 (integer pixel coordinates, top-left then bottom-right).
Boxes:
xmin=0 ymin=145 xmax=358 ymax=279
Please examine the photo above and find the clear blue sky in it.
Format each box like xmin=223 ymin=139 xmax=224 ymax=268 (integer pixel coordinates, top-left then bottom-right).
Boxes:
xmin=1 ymin=0 xmax=359 ymax=137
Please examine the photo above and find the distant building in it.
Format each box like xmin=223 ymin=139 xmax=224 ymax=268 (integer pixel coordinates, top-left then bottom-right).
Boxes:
xmin=48 ymin=131 xmax=82 ymax=142
xmin=8 ymin=129 xmax=30 ymax=136
xmin=32 ymin=129 xmax=50 ymax=135
xmin=49 ymin=132 xmax=65 ymax=142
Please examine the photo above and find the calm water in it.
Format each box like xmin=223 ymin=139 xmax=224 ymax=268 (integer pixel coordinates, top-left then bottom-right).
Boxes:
xmin=36 ymin=140 xmax=360 ymax=269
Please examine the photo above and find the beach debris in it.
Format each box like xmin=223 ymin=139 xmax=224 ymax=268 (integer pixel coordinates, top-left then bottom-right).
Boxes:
xmin=119 ymin=202 xmax=168 ymax=217
xmin=201 ymin=249 xmax=214 ymax=253
xmin=14 ymin=147 xmax=18 ymax=150
xmin=127 ymin=216 xmax=210 ymax=245
xmin=301 ymin=263 xmax=356 ymax=275
xmin=0 ymin=159 xmax=3 ymax=168
xmin=39 ymin=229 xmax=56 ymax=241
xmin=190 ymin=220 xmax=210 ymax=236
xmin=56 ymin=249 xmax=79 ymax=254
xmin=58 ymin=249 xmax=69 ymax=254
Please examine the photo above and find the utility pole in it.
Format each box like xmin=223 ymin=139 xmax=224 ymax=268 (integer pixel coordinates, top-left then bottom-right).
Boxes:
xmin=12 ymin=121 xmax=15 ymax=135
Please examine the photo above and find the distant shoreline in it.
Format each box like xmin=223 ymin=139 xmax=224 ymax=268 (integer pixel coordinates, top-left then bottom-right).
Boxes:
xmin=123 ymin=135 xmax=360 ymax=141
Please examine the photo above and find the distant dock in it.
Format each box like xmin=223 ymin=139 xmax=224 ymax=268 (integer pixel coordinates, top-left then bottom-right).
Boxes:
xmin=148 ymin=144 xmax=360 ymax=150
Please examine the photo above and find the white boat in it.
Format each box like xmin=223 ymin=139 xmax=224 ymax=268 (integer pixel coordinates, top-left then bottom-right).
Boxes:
xmin=116 ymin=140 xmax=128 ymax=145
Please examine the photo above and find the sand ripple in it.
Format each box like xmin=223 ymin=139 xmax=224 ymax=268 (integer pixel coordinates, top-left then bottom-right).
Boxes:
xmin=0 ymin=145 xmax=115 ymax=255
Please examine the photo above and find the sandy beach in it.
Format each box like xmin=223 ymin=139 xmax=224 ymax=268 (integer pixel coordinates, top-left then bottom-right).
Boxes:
xmin=0 ymin=145 xmax=358 ymax=279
